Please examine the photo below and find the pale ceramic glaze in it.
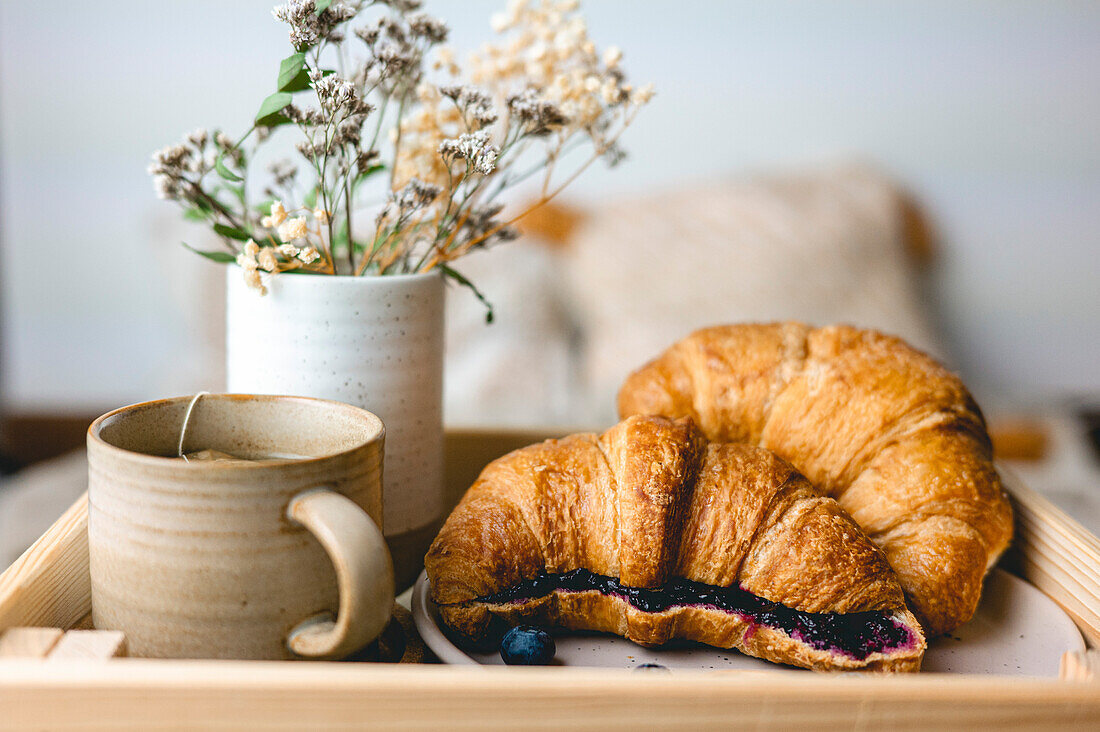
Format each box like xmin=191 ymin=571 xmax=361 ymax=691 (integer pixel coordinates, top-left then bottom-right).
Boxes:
xmin=226 ymin=270 xmax=444 ymax=588
xmin=87 ymin=394 xmax=394 ymax=660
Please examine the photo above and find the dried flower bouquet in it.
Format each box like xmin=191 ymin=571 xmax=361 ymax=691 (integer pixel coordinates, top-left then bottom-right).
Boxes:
xmin=149 ymin=0 xmax=651 ymax=313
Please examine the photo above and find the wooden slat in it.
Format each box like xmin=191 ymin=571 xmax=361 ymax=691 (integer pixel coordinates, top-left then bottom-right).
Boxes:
xmin=1001 ymin=465 xmax=1100 ymax=647
xmin=0 ymin=627 xmax=63 ymax=657
xmin=0 ymin=661 xmax=1098 ymax=731
xmin=0 ymin=492 xmax=90 ymax=632
xmin=1060 ymin=650 xmax=1100 ymax=682
xmin=48 ymin=630 xmax=127 ymax=660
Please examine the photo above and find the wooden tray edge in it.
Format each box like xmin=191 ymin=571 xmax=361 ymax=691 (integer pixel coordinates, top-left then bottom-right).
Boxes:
xmin=0 ymin=660 xmax=1098 ymax=730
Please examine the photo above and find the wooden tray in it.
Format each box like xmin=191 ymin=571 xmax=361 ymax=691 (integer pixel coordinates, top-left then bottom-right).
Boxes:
xmin=1 ymin=430 xmax=1099 ymax=730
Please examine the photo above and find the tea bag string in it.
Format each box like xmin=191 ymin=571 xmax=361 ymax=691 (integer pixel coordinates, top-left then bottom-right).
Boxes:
xmin=178 ymin=391 xmax=210 ymax=462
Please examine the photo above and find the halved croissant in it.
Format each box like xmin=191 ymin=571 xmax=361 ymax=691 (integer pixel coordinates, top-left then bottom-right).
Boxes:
xmin=618 ymin=323 xmax=1014 ymax=636
xmin=426 ymin=415 xmax=926 ymax=672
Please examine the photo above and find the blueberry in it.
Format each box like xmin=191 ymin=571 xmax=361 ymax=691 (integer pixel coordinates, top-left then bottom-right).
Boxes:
xmin=634 ymin=663 xmax=670 ymax=674
xmin=500 ymin=625 xmax=556 ymax=665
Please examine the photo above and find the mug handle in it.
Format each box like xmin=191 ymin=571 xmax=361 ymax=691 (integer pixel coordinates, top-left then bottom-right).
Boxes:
xmin=284 ymin=488 xmax=394 ymax=659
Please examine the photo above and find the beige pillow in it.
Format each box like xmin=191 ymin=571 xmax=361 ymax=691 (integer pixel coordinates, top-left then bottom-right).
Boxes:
xmin=444 ymin=240 xmax=579 ymax=427
xmin=559 ymin=164 xmax=947 ymax=424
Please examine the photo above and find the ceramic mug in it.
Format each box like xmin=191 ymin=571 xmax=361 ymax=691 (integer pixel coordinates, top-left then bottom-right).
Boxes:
xmin=87 ymin=394 xmax=394 ymax=660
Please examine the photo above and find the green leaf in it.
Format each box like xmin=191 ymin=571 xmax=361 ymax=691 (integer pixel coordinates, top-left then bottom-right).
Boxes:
xmin=259 ymin=112 xmax=291 ymax=127
xmin=214 ymin=155 xmax=243 ymax=182
xmin=255 ymin=92 xmax=294 ymax=127
xmin=304 ymin=186 xmax=319 ymax=209
xmin=277 ymin=53 xmax=307 ymax=91
xmin=182 ymin=207 xmax=208 ymax=222
xmin=440 ymin=264 xmax=494 ymax=324
xmin=182 ymin=242 xmax=236 ymax=264
xmin=315 ymin=0 xmax=333 ymax=13
xmin=213 ymin=223 xmax=253 ymax=242
xmin=281 ymin=70 xmax=313 ymax=93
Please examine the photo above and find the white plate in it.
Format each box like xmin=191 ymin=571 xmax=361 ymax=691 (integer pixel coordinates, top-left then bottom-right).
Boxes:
xmin=412 ymin=568 xmax=1084 ymax=676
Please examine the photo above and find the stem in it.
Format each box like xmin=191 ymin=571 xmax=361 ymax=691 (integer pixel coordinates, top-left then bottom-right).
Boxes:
xmin=486 ymin=135 xmax=585 ymax=203
xmin=188 ymin=181 xmax=246 ymax=232
xmin=367 ymin=92 xmax=389 ymax=154
xmin=387 ymin=91 xmax=409 ymax=190
xmin=233 ymin=124 xmax=256 ymax=228
xmin=345 ymin=170 xmax=354 ymax=274
xmin=423 ymin=106 xmax=643 ymax=271
xmin=311 ymin=47 xmax=339 ymax=271
xmin=292 ymin=119 xmax=336 ymax=272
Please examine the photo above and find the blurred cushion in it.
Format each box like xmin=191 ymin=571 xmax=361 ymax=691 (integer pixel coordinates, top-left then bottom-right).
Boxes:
xmin=558 ymin=164 xmax=948 ymax=424
xmin=444 ymin=240 xmax=580 ymax=427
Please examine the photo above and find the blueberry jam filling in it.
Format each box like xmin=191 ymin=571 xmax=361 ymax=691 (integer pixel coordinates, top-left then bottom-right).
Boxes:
xmin=477 ymin=568 xmax=913 ymax=660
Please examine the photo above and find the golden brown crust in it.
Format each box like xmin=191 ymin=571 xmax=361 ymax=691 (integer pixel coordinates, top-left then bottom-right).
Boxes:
xmin=425 ymin=415 xmax=925 ymax=672
xmin=617 ymin=323 xmax=1014 ymax=636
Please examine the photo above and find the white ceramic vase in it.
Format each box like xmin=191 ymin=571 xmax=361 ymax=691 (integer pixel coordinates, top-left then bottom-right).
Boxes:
xmin=226 ymin=269 xmax=444 ymax=588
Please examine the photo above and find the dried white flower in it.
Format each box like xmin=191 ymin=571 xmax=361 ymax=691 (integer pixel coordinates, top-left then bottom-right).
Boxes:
xmin=489 ymin=12 xmax=511 ymax=33
xmin=312 ymin=74 xmax=360 ymax=116
xmin=152 ymin=0 xmax=645 ymax=294
xmin=432 ymin=46 xmax=459 ymax=75
xmin=149 ymin=144 xmax=191 ymax=173
xmin=272 ymin=0 xmax=320 ymax=50
xmin=632 ymin=83 xmax=655 ymax=104
xmin=388 ymin=177 xmax=442 ymax=213
xmin=153 ymin=175 xmax=179 ymax=200
xmin=296 ymin=140 xmax=319 ymax=162
xmin=440 ymin=84 xmax=498 ymax=128
xmin=186 ymin=127 xmax=209 ymax=148
xmin=408 ymin=12 xmax=447 ymax=43
xmin=243 ymin=267 xmax=267 ymax=295
xmin=416 ymin=81 xmax=441 ymax=104
xmin=268 ymin=159 xmax=298 ymax=186
xmin=258 ymin=247 xmax=279 ymax=272
xmin=382 ymin=0 xmax=423 ymax=12
xmin=507 ymin=88 xmax=568 ymax=134
xmin=600 ymin=78 xmax=621 ymax=105
xmin=277 ymin=216 xmax=309 ymax=242
xmin=262 ymin=200 xmax=288 ymax=228
xmin=438 ymin=130 xmax=499 ymax=175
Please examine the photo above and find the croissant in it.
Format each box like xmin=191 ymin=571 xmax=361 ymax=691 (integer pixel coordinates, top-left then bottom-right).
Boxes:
xmin=618 ymin=323 xmax=1014 ymax=637
xmin=426 ymin=415 xmax=926 ymax=672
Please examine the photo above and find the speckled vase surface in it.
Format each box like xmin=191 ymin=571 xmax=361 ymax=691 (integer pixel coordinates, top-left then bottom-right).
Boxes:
xmin=87 ymin=394 xmax=394 ymax=660
xmin=226 ymin=270 xmax=444 ymax=589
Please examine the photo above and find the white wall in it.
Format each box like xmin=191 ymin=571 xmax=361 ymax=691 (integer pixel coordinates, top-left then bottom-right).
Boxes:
xmin=1 ymin=1 xmax=1098 ymax=414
